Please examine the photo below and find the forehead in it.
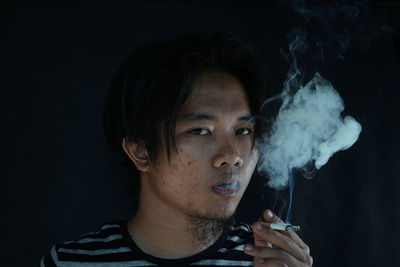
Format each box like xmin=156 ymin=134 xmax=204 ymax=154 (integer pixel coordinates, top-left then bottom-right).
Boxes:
xmin=180 ymin=72 xmax=250 ymax=114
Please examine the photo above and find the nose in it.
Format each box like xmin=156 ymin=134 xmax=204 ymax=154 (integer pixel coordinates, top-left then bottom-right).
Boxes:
xmin=212 ymin=137 xmax=244 ymax=169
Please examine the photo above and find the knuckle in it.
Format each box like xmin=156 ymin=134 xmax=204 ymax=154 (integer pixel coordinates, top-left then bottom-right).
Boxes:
xmin=286 ymin=237 xmax=296 ymax=248
xmin=260 ymin=228 xmax=275 ymax=240
xmin=304 ymin=244 xmax=310 ymax=254
xmin=264 ymin=259 xmax=287 ymax=267
xmin=275 ymin=249 xmax=286 ymax=258
xmin=281 ymin=234 xmax=296 ymax=248
xmin=252 ymin=246 xmax=263 ymax=257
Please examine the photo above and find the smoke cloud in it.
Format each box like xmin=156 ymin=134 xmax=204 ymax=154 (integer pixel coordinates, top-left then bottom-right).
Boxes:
xmin=257 ymin=71 xmax=362 ymax=189
xmin=254 ymin=1 xmax=382 ymax=191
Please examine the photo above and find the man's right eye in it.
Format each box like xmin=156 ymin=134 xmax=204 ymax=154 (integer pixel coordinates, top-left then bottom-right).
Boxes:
xmin=189 ymin=128 xmax=210 ymax=135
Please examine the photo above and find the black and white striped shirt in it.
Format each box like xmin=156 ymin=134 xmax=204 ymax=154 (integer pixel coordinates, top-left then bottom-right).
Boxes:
xmin=40 ymin=220 xmax=255 ymax=266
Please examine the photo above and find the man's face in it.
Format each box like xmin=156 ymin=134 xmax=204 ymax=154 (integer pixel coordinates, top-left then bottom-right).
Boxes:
xmin=144 ymin=71 xmax=259 ymax=220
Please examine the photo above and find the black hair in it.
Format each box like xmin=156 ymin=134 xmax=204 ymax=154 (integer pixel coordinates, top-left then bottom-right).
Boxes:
xmin=102 ymin=31 xmax=269 ymax=193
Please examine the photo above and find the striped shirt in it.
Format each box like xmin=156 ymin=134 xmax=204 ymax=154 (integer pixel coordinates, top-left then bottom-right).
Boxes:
xmin=40 ymin=220 xmax=255 ymax=266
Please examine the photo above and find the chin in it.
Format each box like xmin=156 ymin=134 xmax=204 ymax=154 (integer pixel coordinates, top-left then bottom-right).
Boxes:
xmin=193 ymin=205 xmax=236 ymax=221
xmin=218 ymin=210 xmax=238 ymax=225
xmin=214 ymin=205 xmax=238 ymax=220
xmin=193 ymin=196 xmax=241 ymax=220
xmin=217 ymin=214 xmax=234 ymax=221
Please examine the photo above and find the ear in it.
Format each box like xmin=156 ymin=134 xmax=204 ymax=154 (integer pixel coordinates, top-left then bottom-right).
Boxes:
xmin=122 ymin=138 xmax=150 ymax=172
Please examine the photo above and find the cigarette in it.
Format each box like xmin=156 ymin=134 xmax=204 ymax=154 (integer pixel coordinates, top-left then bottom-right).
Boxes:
xmin=259 ymin=222 xmax=301 ymax=232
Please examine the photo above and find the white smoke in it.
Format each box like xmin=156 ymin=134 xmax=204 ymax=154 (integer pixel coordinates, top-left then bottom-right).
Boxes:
xmin=257 ymin=72 xmax=362 ymax=189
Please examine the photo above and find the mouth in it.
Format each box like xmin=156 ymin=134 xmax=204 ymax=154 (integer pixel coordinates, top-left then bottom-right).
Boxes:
xmin=212 ymin=180 xmax=239 ymax=198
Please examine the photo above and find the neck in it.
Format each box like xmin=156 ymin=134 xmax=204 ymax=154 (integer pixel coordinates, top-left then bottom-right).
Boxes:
xmin=127 ymin=186 xmax=229 ymax=259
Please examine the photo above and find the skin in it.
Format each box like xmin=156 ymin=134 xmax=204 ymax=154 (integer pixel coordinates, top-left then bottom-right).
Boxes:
xmin=244 ymin=209 xmax=313 ymax=267
xmin=122 ymin=71 xmax=312 ymax=266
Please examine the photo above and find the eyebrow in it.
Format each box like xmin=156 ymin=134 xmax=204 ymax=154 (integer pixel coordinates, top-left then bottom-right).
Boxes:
xmin=179 ymin=112 xmax=253 ymax=123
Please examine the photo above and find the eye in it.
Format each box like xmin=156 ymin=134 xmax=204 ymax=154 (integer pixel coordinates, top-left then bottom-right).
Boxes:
xmin=236 ymin=128 xmax=253 ymax=135
xmin=189 ymin=128 xmax=210 ymax=135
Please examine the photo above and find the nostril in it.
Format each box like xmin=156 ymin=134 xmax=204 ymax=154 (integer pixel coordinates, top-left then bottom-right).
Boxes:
xmin=235 ymin=157 xmax=244 ymax=167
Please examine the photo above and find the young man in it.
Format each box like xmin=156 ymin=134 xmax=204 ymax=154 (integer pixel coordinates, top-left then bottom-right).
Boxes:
xmin=41 ymin=32 xmax=312 ymax=266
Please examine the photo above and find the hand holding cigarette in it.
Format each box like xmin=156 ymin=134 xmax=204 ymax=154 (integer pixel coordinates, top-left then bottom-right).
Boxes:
xmin=243 ymin=209 xmax=313 ymax=266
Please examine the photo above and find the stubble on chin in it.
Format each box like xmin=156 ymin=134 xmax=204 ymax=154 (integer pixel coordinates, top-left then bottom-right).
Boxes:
xmin=187 ymin=211 xmax=236 ymax=249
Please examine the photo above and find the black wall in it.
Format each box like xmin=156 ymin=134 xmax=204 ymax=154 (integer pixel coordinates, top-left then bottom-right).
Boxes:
xmin=3 ymin=1 xmax=400 ymax=266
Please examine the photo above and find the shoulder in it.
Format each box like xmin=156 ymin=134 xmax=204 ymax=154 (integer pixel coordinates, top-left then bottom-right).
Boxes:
xmin=40 ymin=220 xmax=255 ymax=266
xmin=40 ymin=220 xmax=136 ymax=266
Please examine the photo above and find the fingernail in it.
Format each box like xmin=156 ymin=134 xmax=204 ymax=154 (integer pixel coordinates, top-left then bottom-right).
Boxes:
xmin=266 ymin=210 xmax=274 ymax=218
xmin=266 ymin=242 xmax=273 ymax=248
xmin=259 ymin=259 xmax=264 ymax=263
xmin=256 ymin=222 xmax=263 ymax=231
xmin=244 ymin=244 xmax=254 ymax=251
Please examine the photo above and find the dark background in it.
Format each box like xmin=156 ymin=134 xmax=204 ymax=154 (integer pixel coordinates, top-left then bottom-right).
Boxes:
xmin=2 ymin=1 xmax=400 ymax=266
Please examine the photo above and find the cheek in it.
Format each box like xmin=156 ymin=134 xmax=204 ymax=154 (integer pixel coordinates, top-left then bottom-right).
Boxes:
xmin=247 ymin=148 xmax=259 ymax=164
xmin=176 ymin=139 xmax=214 ymax=170
xmin=239 ymin=138 xmax=259 ymax=163
xmin=241 ymin=149 xmax=259 ymax=180
xmin=173 ymin=151 xmax=208 ymax=190
xmin=184 ymin=155 xmax=208 ymax=176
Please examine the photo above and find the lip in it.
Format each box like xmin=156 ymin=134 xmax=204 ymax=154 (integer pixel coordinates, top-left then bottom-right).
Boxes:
xmin=212 ymin=180 xmax=239 ymax=198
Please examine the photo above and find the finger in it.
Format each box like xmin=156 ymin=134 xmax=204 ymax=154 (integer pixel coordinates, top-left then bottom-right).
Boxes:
xmin=262 ymin=209 xmax=303 ymax=248
xmin=264 ymin=210 xmax=309 ymax=252
xmin=277 ymin=227 xmax=308 ymax=253
xmin=260 ymin=259 xmax=288 ymax=267
xmin=253 ymin=256 xmax=261 ymax=266
xmin=254 ymin=257 xmax=288 ymax=267
xmin=282 ymin=230 xmax=310 ymax=254
xmin=244 ymin=244 xmax=305 ymax=267
xmin=243 ymin=244 xmax=264 ymax=266
xmin=253 ymin=222 xmax=309 ymax=263
xmin=262 ymin=209 xmax=278 ymax=223
xmin=254 ymin=232 xmax=273 ymax=248
xmin=262 ymin=210 xmax=284 ymax=224
xmin=254 ymin=224 xmax=273 ymax=248
xmin=255 ymin=211 xmax=274 ymax=248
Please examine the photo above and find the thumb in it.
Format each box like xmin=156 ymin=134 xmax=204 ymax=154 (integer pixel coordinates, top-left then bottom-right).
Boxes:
xmin=262 ymin=209 xmax=279 ymax=223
